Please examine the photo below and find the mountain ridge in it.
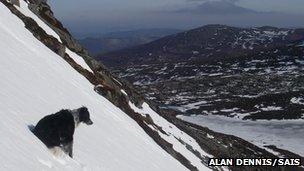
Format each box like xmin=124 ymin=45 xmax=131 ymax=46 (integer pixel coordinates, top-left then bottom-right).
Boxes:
xmin=177 ymin=0 xmax=258 ymax=15
xmin=98 ymin=24 xmax=304 ymax=67
xmin=78 ymin=28 xmax=182 ymax=55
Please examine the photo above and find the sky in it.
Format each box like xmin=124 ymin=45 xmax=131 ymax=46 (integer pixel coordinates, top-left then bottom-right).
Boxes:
xmin=49 ymin=0 xmax=304 ymax=38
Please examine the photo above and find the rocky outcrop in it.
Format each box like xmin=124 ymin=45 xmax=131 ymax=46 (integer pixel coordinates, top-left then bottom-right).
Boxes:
xmin=8 ymin=0 xmax=20 ymax=6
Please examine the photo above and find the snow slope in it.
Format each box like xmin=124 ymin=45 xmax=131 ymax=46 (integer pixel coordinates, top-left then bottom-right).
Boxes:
xmin=0 ymin=3 xmax=187 ymax=170
xmin=130 ymin=102 xmax=212 ymax=171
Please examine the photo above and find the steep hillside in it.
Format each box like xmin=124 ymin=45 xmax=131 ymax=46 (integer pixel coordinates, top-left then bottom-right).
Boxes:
xmin=99 ymin=25 xmax=304 ymax=67
xmin=0 ymin=1 xmax=189 ymax=170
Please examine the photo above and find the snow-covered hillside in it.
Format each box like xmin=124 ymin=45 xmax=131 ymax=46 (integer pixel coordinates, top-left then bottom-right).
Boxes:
xmin=0 ymin=2 xmax=190 ymax=170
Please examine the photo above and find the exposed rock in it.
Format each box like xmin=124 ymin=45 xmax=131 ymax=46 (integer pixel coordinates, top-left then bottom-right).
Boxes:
xmin=8 ymin=0 xmax=20 ymax=6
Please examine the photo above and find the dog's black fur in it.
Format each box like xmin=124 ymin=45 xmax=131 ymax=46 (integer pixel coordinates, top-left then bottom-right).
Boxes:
xmin=32 ymin=107 xmax=93 ymax=158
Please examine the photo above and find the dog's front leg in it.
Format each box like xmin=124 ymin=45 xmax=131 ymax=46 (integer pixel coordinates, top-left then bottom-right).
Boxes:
xmin=68 ymin=141 xmax=73 ymax=158
xmin=59 ymin=131 xmax=74 ymax=158
xmin=61 ymin=141 xmax=73 ymax=158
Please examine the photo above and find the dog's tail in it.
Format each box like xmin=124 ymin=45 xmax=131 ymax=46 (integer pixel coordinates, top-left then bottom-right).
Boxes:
xmin=28 ymin=124 xmax=35 ymax=133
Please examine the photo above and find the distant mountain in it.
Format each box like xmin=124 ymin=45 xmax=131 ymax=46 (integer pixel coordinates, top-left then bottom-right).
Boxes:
xmin=178 ymin=0 xmax=257 ymax=15
xmin=78 ymin=28 xmax=182 ymax=55
xmin=98 ymin=24 xmax=304 ymax=67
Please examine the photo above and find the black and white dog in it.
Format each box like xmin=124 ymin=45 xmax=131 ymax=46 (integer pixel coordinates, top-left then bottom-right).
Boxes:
xmin=32 ymin=107 xmax=93 ymax=158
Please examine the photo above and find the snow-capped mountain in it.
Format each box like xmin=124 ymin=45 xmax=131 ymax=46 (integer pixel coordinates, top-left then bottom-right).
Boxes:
xmin=99 ymin=25 xmax=304 ymax=67
xmin=1 ymin=0 xmax=303 ymax=171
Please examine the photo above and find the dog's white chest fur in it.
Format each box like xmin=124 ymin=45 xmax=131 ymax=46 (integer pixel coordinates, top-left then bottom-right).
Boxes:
xmin=70 ymin=109 xmax=81 ymax=128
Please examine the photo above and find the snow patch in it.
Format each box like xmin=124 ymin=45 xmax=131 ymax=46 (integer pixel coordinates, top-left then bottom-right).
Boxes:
xmin=66 ymin=48 xmax=93 ymax=72
xmin=207 ymin=134 xmax=214 ymax=139
xmin=291 ymin=97 xmax=304 ymax=105
xmin=297 ymin=41 xmax=304 ymax=47
xmin=120 ymin=89 xmax=128 ymax=96
xmin=260 ymin=106 xmax=283 ymax=111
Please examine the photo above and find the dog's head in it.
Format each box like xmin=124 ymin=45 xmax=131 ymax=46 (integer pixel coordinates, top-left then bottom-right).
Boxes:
xmin=78 ymin=107 xmax=93 ymax=125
